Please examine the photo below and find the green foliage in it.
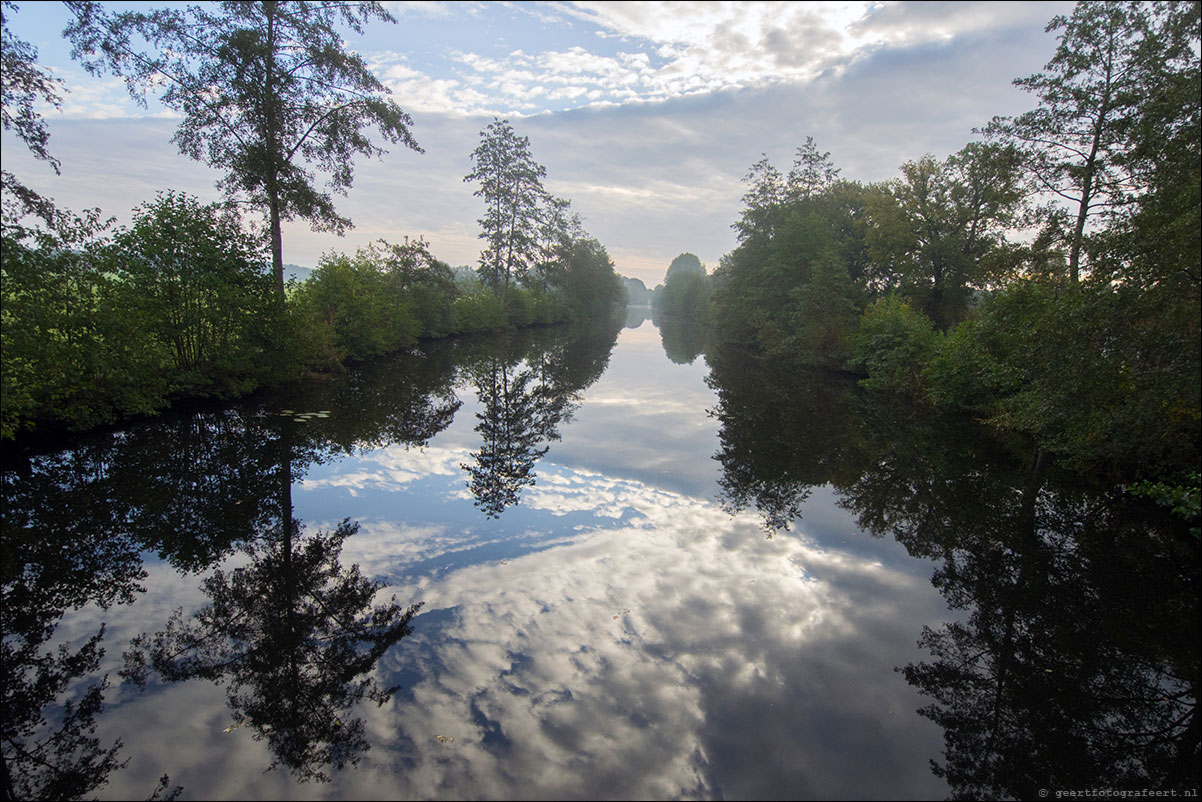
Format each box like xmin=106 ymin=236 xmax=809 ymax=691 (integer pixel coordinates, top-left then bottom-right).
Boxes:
xmin=786 ymin=249 xmax=860 ymax=367
xmin=463 ymin=119 xmax=621 ymax=325
xmin=3 ymin=193 xmax=298 ymax=436
xmin=849 ymin=296 xmax=939 ymax=394
xmin=451 ymin=290 xmax=508 ymax=333
xmin=1092 ymin=3 xmax=1200 ymax=301
xmin=290 ymin=250 xmax=419 ymax=363
xmin=981 ymin=1 xmax=1163 ymax=281
xmin=713 ymin=141 xmax=872 ymax=356
xmin=109 ymin=191 xmax=276 ymax=395
xmin=369 ymin=237 xmax=459 ymax=339
xmin=863 ymin=144 xmax=1023 ymax=328
xmin=530 ymin=194 xmax=582 ymax=293
xmin=1 ymin=0 xmax=64 ymax=225
xmin=654 ymin=269 xmax=711 ymax=320
xmin=1130 ymin=472 xmax=1201 ymax=541
xmin=620 ymin=275 xmax=652 ymax=305
xmin=464 ymin=118 xmax=547 ymax=299
xmin=559 ymin=238 xmax=624 ymax=321
xmin=67 ymin=0 xmax=421 ymax=301
xmin=653 ymin=252 xmax=711 ymax=321
xmin=710 ymin=2 xmax=1199 ymax=497
xmin=665 ymin=252 xmax=703 ymax=280
xmin=927 ymin=279 xmax=1199 ymax=476
xmin=1 ymin=207 xmax=170 ymax=436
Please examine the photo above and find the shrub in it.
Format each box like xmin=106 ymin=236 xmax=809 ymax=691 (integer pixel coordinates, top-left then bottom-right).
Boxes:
xmin=849 ymin=295 xmax=940 ymax=395
xmin=452 ymin=290 xmax=508 ymax=333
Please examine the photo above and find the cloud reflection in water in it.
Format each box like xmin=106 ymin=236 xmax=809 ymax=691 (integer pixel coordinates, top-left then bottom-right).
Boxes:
xmin=308 ymin=458 xmax=951 ymax=800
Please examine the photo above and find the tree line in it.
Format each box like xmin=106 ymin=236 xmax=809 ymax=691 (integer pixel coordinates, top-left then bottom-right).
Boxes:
xmin=698 ymin=0 xmax=1198 ymax=490
xmin=1 ymin=1 xmax=624 ymax=439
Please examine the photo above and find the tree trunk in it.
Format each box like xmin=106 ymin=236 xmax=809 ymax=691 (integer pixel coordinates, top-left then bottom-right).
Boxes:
xmin=1069 ymin=29 xmax=1115 ymax=284
xmin=263 ymin=1 xmax=285 ymax=309
xmin=1069 ymin=156 xmax=1096 ymax=284
xmin=270 ymin=197 xmax=285 ymax=308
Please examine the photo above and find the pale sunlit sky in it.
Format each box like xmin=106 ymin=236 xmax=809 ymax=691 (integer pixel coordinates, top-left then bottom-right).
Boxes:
xmin=0 ymin=1 xmax=1073 ymax=286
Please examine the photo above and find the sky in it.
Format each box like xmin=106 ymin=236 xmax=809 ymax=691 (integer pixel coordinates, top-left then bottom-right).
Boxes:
xmin=0 ymin=0 xmax=1075 ymax=287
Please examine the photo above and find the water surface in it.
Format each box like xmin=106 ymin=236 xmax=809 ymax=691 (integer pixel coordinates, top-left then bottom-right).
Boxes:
xmin=4 ymin=316 xmax=1194 ymax=800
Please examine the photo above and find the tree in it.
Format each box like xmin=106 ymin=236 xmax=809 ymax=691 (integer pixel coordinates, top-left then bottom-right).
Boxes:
xmin=109 ymin=191 xmax=275 ymax=392
xmin=291 ymin=248 xmax=418 ymax=362
xmin=982 ymin=1 xmax=1154 ymax=282
xmin=786 ymin=136 xmax=840 ymax=201
xmin=1 ymin=205 xmax=176 ymax=436
xmin=562 ymin=237 xmax=624 ymax=319
xmin=66 ymin=0 xmax=423 ymax=306
xmin=1 ymin=0 xmax=64 ymax=226
xmin=655 ymin=253 xmax=711 ymax=321
xmin=464 ymin=118 xmax=548 ymax=303
xmin=664 ymin=252 xmax=703 ymax=280
xmin=864 ymin=144 xmax=1022 ymax=327
xmin=789 ymin=248 xmax=860 ymax=367
xmin=531 ymin=194 xmax=581 ymax=292
xmin=734 ymin=155 xmax=786 ymax=241
xmin=1102 ymin=0 xmax=1201 ymax=296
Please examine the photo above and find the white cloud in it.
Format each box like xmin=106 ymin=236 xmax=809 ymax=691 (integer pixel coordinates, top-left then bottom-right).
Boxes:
xmin=382 ymin=0 xmax=465 ymax=19
xmin=1 ymin=1 xmax=1076 ymax=285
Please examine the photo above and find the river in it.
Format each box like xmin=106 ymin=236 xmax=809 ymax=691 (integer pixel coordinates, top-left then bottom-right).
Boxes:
xmin=2 ymin=312 xmax=1196 ymax=800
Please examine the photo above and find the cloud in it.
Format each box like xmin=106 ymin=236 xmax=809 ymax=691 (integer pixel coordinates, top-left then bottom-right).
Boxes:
xmin=1 ymin=0 xmax=1076 ymax=286
xmin=382 ymin=0 xmax=465 ymax=19
xmin=372 ymin=3 xmax=872 ymax=115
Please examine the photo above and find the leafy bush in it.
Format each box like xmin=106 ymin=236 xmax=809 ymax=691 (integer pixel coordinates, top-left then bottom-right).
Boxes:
xmin=849 ymin=296 xmax=939 ymax=394
xmin=2 ymin=208 xmax=171 ymax=435
xmin=108 ymin=191 xmax=275 ymax=395
xmin=452 ymin=290 xmax=508 ymax=333
xmin=290 ymin=252 xmax=419 ymax=362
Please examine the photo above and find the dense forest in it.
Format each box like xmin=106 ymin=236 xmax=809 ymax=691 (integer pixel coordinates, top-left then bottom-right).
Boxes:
xmin=687 ymin=1 xmax=1198 ymax=506
xmin=1 ymin=2 xmax=624 ymax=439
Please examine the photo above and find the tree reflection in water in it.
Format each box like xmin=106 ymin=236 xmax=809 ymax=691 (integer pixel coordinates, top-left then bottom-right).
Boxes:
xmin=122 ymin=514 xmax=421 ymax=783
xmin=655 ymin=310 xmax=710 ymax=366
xmin=862 ymin=455 xmax=1200 ymax=798
xmin=706 ymin=347 xmax=1200 ymax=796
xmin=1 ymin=441 xmax=180 ymax=800
xmin=462 ymin=356 xmax=552 ymax=518
xmin=1 ymin=343 xmax=463 ymax=794
xmin=121 ymin=387 xmax=433 ymax=783
xmin=706 ymin=341 xmax=861 ymax=535
xmin=459 ymin=319 xmax=620 ymax=517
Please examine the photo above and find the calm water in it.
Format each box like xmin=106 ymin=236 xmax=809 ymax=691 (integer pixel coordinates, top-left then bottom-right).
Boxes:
xmin=3 ymin=313 xmax=1197 ymax=800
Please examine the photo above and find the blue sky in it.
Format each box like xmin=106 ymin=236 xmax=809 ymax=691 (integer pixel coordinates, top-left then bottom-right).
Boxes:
xmin=1 ymin=1 xmax=1073 ymax=286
